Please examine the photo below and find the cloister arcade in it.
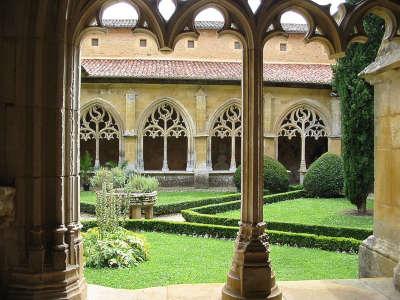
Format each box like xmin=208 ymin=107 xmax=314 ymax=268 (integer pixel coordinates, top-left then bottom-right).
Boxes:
xmin=79 ymin=99 xmax=331 ymax=185
xmin=1 ymin=1 xmax=400 ymax=300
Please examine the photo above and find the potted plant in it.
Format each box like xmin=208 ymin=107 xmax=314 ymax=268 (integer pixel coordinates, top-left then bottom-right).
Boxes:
xmin=80 ymin=151 xmax=93 ymax=191
xmin=124 ymin=175 xmax=159 ymax=219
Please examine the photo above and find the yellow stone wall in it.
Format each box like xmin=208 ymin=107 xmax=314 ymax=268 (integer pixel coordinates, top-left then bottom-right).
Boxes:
xmin=80 ymin=83 xmax=338 ymax=168
xmin=373 ymin=69 xmax=400 ymax=249
xmin=81 ymin=28 xmax=333 ymax=64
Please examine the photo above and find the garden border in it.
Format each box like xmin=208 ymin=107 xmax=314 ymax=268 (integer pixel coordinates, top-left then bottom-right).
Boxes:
xmin=80 ymin=192 xmax=242 ymax=216
xmin=81 ymin=219 xmax=362 ymax=253
xmin=181 ymin=191 xmax=372 ymax=241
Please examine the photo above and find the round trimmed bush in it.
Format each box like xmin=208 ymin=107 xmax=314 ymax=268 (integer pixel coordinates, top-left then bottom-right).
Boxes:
xmin=303 ymin=153 xmax=344 ymax=198
xmin=234 ymin=156 xmax=289 ymax=193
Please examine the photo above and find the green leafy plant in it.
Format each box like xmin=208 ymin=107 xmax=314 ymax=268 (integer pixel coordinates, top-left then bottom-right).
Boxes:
xmin=90 ymin=167 xmax=127 ymax=191
xmin=303 ymin=153 xmax=344 ymax=198
xmin=234 ymin=156 xmax=289 ymax=193
xmin=333 ymin=4 xmax=383 ymax=214
xmin=90 ymin=168 xmax=113 ymax=191
xmin=110 ymin=167 xmax=127 ymax=189
xmin=125 ymin=175 xmax=159 ymax=194
xmin=83 ymin=227 xmax=148 ymax=268
xmin=80 ymin=151 xmax=93 ymax=191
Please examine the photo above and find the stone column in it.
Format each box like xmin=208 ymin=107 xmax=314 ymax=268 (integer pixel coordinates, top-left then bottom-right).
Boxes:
xmin=263 ymin=93 xmax=277 ymax=158
xmin=222 ymin=44 xmax=281 ymax=299
xmin=328 ymin=95 xmax=342 ymax=155
xmin=194 ymin=88 xmax=209 ymax=187
xmin=125 ymin=90 xmax=138 ymax=170
xmin=359 ymin=41 xmax=400 ymax=290
xmin=0 ymin=1 xmax=86 ymax=298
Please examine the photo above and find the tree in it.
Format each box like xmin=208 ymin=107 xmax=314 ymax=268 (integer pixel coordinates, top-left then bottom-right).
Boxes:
xmin=333 ymin=1 xmax=384 ymax=214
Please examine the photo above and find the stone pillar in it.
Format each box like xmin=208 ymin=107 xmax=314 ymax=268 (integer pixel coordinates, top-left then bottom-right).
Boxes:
xmin=125 ymin=90 xmax=137 ymax=169
xmin=328 ymin=96 xmax=342 ymax=155
xmin=222 ymin=44 xmax=281 ymax=299
xmin=0 ymin=1 xmax=86 ymax=298
xmin=194 ymin=88 xmax=209 ymax=187
xmin=263 ymin=94 xmax=277 ymax=159
xmin=359 ymin=41 xmax=400 ymax=289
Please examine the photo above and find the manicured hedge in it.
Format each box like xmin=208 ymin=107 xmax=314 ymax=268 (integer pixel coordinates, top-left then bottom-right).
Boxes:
xmin=181 ymin=210 xmax=372 ymax=240
xmin=80 ymin=193 xmax=242 ymax=216
xmin=304 ymin=153 xmax=344 ymax=198
xmin=192 ymin=190 xmax=306 ymax=215
xmin=81 ymin=219 xmax=361 ymax=253
xmin=235 ymin=156 xmax=290 ymax=193
xmin=181 ymin=190 xmax=372 ymax=241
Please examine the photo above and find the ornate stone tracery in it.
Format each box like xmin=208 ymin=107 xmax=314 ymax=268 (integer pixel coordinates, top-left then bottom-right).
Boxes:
xmin=278 ymin=106 xmax=328 ymax=183
xmin=210 ymin=102 xmax=242 ymax=171
xmin=80 ymin=104 xmax=121 ymax=168
xmin=139 ymin=101 xmax=192 ymax=172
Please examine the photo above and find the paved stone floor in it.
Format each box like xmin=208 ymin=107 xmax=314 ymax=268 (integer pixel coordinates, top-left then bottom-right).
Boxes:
xmin=155 ymin=213 xmax=185 ymax=222
xmin=88 ymin=278 xmax=400 ymax=300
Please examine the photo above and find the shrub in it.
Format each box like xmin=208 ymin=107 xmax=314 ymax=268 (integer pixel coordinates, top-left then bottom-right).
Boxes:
xmin=90 ymin=168 xmax=113 ymax=191
xmin=125 ymin=175 xmax=159 ymax=193
xmin=304 ymin=153 xmax=344 ymax=198
xmin=83 ymin=227 xmax=148 ymax=268
xmin=110 ymin=167 xmax=127 ymax=189
xmin=80 ymin=151 xmax=93 ymax=191
xmin=234 ymin=156 xmax=289 ymax=193
xmin=95 ymin=185 xmax=128 ymax=236
xmin=90 ymin=167 xmax=127 ymax=191
xmin=333 ymin=4 xmax=382 ymax=214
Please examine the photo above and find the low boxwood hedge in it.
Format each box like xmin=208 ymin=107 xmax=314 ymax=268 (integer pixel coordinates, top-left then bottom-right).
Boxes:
xmin=80 ymin=193 xmax=242 ymax=216
xmin=181 ymin=190 xmax=372 ymax=241
xmin=81 ymin=219 xmax=361 ymax=253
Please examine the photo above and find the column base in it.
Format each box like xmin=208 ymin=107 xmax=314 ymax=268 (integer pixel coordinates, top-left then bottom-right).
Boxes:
xmin=222 ymin=222 xmax=282 ymax=300
xmin=359 ymin=235 xmax=399 ymax=278
xmin=7 ymin=267 xmax=87 ymax=300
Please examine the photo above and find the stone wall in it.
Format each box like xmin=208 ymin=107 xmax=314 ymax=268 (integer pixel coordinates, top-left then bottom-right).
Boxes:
xmin=80 ymin=83 xmax=339 ymax=178
xmin=81 ymin=28 xmax=333 ymax=64
xmin=359 ymin=41 xmax=400 ymax=290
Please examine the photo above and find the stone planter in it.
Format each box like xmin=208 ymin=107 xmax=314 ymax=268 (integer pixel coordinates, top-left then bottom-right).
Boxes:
xmin=127 ymin=191 xmax=157 ymax=219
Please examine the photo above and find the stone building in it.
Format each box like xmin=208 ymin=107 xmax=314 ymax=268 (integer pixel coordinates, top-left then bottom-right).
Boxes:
xmin=80 ymin=20 xmax=341 ymax=186
xmin=1 ymin=1 xmax=400 ymax=299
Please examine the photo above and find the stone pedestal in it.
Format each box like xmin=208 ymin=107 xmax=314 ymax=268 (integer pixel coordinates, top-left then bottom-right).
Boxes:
xmin=359 ymin=40 xmax=400 ymax=286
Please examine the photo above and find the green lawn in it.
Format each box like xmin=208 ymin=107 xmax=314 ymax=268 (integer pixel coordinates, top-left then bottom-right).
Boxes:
xmin=81 ymin=190 xmax=232 ymax=206
xmin=84 ymin=231 xmax=358 ymax=290
xmin=216 ymin=198 xmax=373 ymax=229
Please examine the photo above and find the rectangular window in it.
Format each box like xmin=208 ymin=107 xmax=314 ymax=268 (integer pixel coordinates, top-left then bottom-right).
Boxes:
xmin=280 ymin=43 xmax=287 ymax=51
xmin=140 ymin=39 xmax=147 ymax=47
xmin=234 ymin=41 xmax=242 ymax=50
xmin=187 ymin=40 xmax=195 ymax=48
xmin=91 ymin=38 xmax=99 ymax=46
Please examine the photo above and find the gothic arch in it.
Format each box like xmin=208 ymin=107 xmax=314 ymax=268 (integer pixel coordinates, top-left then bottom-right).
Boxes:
xmin=207 ymin=99 xmax=242 ymax=171
xmin=136 ymin=98 xmax=195 ymax=172
xmin=80 ymin=98 xmax=125 ymax=167
xmin=275 ymin=102 xmax=329 ymax=183
xmin=273 ymin=100 xmax=331 ymax=136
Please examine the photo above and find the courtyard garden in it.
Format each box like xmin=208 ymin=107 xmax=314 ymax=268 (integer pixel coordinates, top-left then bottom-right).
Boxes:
xmin=80 ymin=153 xmax=374 ymax=290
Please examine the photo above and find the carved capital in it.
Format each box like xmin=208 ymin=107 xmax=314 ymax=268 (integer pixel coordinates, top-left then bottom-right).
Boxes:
xmin=0 ymin=186 xmax=15 ymax=227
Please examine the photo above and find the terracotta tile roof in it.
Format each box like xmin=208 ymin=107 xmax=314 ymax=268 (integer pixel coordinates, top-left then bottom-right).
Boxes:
xmin=81 ymin=59 xmax=332 ymax=85
xmin=101 ymin=19 xmax=308 ymax=33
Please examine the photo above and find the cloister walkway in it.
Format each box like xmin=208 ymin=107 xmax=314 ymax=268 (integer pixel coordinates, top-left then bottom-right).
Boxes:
xmin=88 ymin=279 xmax=400 ymax=300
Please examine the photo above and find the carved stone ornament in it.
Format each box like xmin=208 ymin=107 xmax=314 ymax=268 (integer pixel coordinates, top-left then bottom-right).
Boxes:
xmin=212 ymin=103 xmax=242 ymax=139
xmin=279 ymin=107 xmax=327 ymax=140
xmin=0 ymin=186 xmax=16 ymax=227
xmin=80 ymin=104 xmax=121 ymax=141
xmin=143 ymin=102 xmax=188 ymax=138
